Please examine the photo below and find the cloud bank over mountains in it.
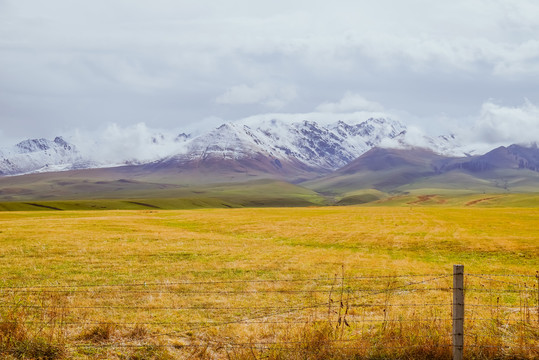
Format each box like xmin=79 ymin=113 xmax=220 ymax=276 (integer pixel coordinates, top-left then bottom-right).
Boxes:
xmin=473 ymin=100 xmax=539 ymax=145
xmin=1 ymin=0 xmax=538 ymax=143
xmin=69 ymin=123 xmax=189 ymax=166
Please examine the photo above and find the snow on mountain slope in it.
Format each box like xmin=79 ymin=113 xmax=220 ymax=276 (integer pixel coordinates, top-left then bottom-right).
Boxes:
xmin=170 ymin=117 xmax=407 ymax=171
xmin=0 ymin=137 xmax=87 ymax=175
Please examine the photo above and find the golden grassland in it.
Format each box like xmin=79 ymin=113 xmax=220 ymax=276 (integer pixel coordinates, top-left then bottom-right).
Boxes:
xmin=0 ymin=206 xmax=538 ymax=359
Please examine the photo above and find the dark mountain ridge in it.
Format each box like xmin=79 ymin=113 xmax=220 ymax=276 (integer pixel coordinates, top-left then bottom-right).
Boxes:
xmin=439 ymin=144 xmax=539 ymax=173
xmin=303 ymin=144 xmax=539 ymax=195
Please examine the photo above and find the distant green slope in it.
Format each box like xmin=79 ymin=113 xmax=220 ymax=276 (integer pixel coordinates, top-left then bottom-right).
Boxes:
xmin=0 ymin=175 xmax=327 ymax=210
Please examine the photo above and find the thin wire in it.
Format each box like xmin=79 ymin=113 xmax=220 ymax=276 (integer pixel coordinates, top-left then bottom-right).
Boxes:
xmin=0 ymin=303 xmax=309 ymax=310
xmin=0 ymin=300 xmax=453 ymax=311
xmin=351 ymin=302 xmax=451 ymax=307
xmin=466 ymin=274 xmax=534 ymax=287
xmin=9 ymin=286 xmax=537 ymax=295
xmin=3 ymin=318 xmax=457 ymax=327
xmin=466 ymin=273 xmax=536 ymax=278
xmin=468 ymin=318 xmax=539 ymax=322
xmin=465 ymin=333 xmax=539 ymax=338
xmin=0 ymin=274 xmax=450 ymax=290
xmin=464 ymin=287 xmax=536 ymax=294
xmin=465 ymin=344 xmax=539 ymax=350
xmin=7 ymin=317 xmax=538 ymax=327
xmin=0 ymin=278 xmax=338 ymax=290
xmin=466 ymin=304 xmax=530 ymax=309
xmin=1 ymin=287 xmax=453 ymax=295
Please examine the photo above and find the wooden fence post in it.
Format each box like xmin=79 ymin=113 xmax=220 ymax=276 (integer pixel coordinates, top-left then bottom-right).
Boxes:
xmin=453 ymin=264 xmax=464 ymax=360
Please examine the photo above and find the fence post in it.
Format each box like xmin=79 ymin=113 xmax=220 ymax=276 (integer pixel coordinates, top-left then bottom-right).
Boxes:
xmin=453 ymin=264 xmax=464 ymax=360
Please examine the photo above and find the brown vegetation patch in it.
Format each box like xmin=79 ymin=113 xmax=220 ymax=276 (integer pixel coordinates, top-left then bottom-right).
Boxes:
xmin=465 ymin=197 xmax=498 ymax=206
xmin=407 ymin=194 xmax=445 ymax=205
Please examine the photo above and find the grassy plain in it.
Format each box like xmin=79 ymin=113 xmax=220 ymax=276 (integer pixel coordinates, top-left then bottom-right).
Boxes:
xmin=0 ymin=206 xmax=538 ymax=359
xmin=2 ymin=190 xmax=539 ymax=211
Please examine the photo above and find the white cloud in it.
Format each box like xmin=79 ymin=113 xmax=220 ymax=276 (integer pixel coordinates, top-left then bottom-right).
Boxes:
xmin=472 ymin=100 xmax=539 ymax=144
xmin=69 ymin=123 xmax=187 ymax=165
xmin=216 ymin=82 xmax=297 ymax=109
xmin=316 ymin=93 xmax=384 ymax=113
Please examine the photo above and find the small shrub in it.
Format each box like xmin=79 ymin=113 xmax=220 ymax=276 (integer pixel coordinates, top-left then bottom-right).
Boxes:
xmin=77 ymin=323 xmax=117 ymax=343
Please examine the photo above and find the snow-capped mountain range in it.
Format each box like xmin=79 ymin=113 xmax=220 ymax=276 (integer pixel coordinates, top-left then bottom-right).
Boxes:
xmin=0 ymin=117 xmax=460 ymax=177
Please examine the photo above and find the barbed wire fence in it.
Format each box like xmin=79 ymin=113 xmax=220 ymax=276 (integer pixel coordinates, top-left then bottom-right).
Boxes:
xmin=0 ymin=265 xmax=538 ymax=359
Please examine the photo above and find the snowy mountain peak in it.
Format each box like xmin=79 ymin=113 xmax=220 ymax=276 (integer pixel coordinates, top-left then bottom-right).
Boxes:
xmin=175 ymin=133 xmax=191 ymax=142
xmin=16 ymin=138 xmax=53 ymax=153
xmin=53 ymin=137 xmax=73 ymax=150
xmin=12 ymin=136 xmax=74 ymax=154
xmin=1 ymin=137 xmax=82 ymax=175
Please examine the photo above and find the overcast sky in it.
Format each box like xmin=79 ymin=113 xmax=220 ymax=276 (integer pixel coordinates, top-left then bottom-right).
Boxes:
xmin=1 ymin=0 xmax=539 ymax=147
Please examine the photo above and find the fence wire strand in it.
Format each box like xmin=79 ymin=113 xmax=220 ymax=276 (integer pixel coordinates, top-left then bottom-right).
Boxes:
xmin=0 ymin=273 xmax=451 ymax=290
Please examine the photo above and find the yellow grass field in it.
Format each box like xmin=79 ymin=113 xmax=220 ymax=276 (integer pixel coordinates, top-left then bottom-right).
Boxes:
xmin=1 ymin=207 xmax=538 ymax=359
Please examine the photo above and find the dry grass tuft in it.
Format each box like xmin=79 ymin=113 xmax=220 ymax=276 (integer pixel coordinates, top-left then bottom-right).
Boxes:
xmin=126 ymin=324 xmax=150 ymax=340
xmin=0 ymin=301 xmax=66 ymax=359
xmin=76 ymin=322 xmax=117 ymax=343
